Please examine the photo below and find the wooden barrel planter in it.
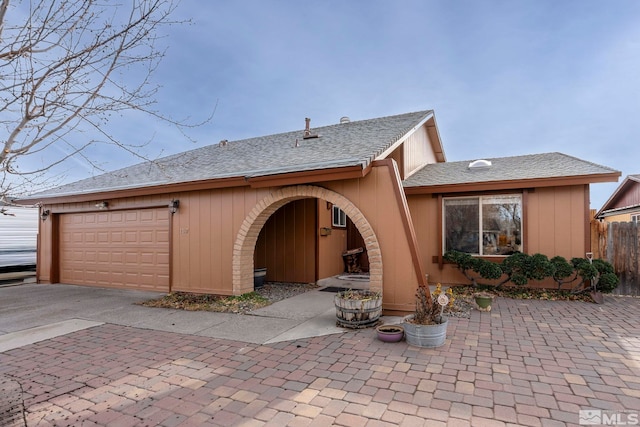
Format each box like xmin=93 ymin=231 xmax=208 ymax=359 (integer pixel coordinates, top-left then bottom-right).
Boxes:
xmin=334 ymin=290 xmax=382 ymax=329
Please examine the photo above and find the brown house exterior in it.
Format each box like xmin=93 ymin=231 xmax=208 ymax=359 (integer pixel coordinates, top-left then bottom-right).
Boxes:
xmin=20 ymin=110 xmax=620 ymax=314
xmin=595 ymin=174 xmax=640 ymax=223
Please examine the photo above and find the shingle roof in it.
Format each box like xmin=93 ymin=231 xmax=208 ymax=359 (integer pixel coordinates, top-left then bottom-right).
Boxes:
xmin=403 ymin=152 xmax=618 ymax=188
xmin=32 ymin=110 xmax=433 ymax=197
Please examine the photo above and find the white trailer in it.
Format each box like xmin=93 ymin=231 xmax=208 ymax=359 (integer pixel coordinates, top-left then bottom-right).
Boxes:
xmin=0 ymin=206 xmax=38 ymax=268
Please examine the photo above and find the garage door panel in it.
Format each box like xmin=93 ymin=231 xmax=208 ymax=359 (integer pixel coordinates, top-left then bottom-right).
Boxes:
xmin=59 ymin=208 xmax=169 ymax=291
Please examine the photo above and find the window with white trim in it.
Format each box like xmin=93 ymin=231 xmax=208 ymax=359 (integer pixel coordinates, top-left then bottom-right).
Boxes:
xmin=632 ymin=213 xmax=640 ymax=223
xmin=443 ymin=194 xmax=522 ymax=256
xmin=332 ymin=205 xmax=347 ymax=228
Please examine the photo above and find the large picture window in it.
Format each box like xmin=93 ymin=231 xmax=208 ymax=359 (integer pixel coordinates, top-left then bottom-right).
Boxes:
xmin=444 ymin=194 xmax=522 ymax=256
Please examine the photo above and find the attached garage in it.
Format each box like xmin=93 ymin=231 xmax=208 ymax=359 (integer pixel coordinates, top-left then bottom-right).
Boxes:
xmin=59 ymin=208 xmax=170 ymax=291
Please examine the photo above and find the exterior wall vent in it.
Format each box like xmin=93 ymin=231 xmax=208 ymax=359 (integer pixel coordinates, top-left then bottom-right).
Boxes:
xmin=340 ymin=116 xmax=350 ymax=124
xmin=468 ymin=159 xmax=492 ymax=169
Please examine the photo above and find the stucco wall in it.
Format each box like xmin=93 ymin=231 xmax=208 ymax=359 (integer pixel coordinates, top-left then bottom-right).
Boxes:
xmin=407 ymin=185 xmax=590 ymax=287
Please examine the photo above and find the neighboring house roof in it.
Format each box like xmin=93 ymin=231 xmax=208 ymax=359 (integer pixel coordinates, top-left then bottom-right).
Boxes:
xmin=595 ymin=174 xmax=640 ymax=218
xmin=25 ymin=110 xmax=438 ymax=200
xmin=403 ymin=152 xmax=620 ymax=194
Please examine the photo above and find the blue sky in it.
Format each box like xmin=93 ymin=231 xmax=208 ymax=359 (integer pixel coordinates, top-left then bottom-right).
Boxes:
xmin=44 ymin=1 xmax=640 ymax=208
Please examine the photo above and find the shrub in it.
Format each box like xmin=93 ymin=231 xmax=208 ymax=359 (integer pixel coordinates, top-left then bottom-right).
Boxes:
xmin=444 ymin=250 xmax=619 ymax=294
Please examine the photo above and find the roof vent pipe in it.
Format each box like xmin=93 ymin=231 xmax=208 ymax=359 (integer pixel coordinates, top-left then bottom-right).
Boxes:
xmin=303 ymin=117 xmax=319 ymax=139
xmin=340 ymin=116 xmax=350 ymax=124
xmin=219 ymin=139 xmax=228 ymax=147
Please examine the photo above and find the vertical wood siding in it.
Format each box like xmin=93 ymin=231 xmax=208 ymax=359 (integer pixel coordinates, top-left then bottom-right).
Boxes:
xmin=610 ymin=182 xmax=640 ymax=209
xmin=402 ymin=125 xmax=436 ymax=179
xmin=317 ymin=201 xmax=348 ymax=279
xmin=254 ymin=199 xmax=316 ymax=284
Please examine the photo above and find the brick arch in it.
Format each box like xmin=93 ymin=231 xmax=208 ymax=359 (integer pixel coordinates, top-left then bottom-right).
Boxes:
xmin=232 ymin=185 xmax=383 ymax=294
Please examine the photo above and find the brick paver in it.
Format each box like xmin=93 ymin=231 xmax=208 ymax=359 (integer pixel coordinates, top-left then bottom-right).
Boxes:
xmin=1 ymin=296 xmax=639 ymax=426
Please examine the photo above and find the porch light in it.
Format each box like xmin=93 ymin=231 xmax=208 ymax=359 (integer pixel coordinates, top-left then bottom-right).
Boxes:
xmin=95 ymin=201 xmax=108 ymax=210
xmin=40 ymin=209 xmax=50 ymax=222
xmin=169 ymin=199 xmax=180 ymax=214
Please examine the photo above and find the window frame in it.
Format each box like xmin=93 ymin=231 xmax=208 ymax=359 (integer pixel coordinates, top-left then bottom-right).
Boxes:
xmin=632 ymin=213 xmax=640 ymax=223
xmin=442 ymin=193 xmax=523 ymax=257
xmin=332 ymin=205 xmax=347 ymax=228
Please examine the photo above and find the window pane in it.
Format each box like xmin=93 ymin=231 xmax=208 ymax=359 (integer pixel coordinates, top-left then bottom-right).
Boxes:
xmin=332 ymin=206 xmax=346 ymax=227
xmin=444 ymin=198 xmax=479 ymax=254
xmin=482 ymin=195 xmax=522 ymax=255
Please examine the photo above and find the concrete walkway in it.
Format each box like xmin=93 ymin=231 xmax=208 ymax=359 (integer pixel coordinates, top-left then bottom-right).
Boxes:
xmin=1 ymin=283 xmax=639 ymax=426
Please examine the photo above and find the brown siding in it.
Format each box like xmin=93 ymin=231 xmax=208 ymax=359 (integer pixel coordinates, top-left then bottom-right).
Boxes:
xmin=254 ymin=199 xmax=316 ymax=283
xmin=171 ymin=187 xmax=271 ymax=295
xmin=408 ymin=185 xmax=591 ymax=287
xmin=610 ymin=182 xmax=640 ymax=210
xmin=388 ymin=147 xmax=405 ymax=180
xmin=317 ymin=202 xmax=347 ymax=279
xmin=324 ymin=163 xmax=423 ymax=312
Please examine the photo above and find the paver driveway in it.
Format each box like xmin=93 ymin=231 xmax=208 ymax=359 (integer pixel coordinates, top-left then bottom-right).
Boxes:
xmin=1 ymin=294 xmax=639 ymax=426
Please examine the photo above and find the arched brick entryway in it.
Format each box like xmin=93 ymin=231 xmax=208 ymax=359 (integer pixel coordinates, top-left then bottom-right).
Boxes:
xmin=232 ymin=185 xmax=383 ymax=294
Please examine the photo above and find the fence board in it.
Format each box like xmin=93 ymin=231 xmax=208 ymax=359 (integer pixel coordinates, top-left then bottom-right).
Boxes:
xmin=595 ymin=221 xmax=639 ymax=296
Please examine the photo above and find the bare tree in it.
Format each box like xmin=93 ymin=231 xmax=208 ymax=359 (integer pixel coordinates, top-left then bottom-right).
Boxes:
xmin=0 ymin=0 xmax=192 ymax=206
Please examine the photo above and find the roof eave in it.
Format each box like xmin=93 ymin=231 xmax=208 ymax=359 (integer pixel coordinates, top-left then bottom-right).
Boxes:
xmin=16 ymin=176 xmax=249 ymax=205
xmin=596 ymin=204 xmax=640 ymax=218
xmin=404 ymin=172 xmax=621 ymax=195
xmin=17 ymin=164 xmax=373 ymax=204
xmin=247 ymin=164 xmax=370 ymax=188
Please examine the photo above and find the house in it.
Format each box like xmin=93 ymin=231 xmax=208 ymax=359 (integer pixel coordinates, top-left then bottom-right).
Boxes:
xmin=18 ymin=110 xmax=620 ymax=314
xmin=594 ymin=174 xmax=640 ymax=223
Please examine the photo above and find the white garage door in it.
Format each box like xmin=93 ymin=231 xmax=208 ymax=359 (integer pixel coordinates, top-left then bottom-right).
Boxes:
xmin=59 ymin=209 xmax=170 ymax=291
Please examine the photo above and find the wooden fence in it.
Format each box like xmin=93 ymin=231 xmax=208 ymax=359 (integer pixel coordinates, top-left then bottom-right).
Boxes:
xmin=591 ymin=220 xmax=640 ymax=296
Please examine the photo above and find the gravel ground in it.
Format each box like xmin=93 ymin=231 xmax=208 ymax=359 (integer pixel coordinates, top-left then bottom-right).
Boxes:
xmin=141 ymin=282 xmax=476 ymax=318
xmin=256 ymin=282 xmax=320 ymax=302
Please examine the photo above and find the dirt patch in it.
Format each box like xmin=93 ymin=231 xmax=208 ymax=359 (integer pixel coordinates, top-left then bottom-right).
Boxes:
xmin=138 ymin=282 xmax=319 ymax=314
xmin=451 ymin=285 xmax=595 ymax=302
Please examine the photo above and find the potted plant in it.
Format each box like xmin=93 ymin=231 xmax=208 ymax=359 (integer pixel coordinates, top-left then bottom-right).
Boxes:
xmin=402 ymin=283 xmax=454 ymax=348
xmin=473 ymin=291 xmax=494 ymax=311
xmin=334 ymin=289 xmax=382 ymax=329
xmin=375 ymin=324 xmax=404 ymax=342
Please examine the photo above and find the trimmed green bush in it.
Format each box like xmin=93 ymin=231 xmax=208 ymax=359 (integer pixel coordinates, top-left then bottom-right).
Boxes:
xmin=443 ymin=250 xmax=619 ymax=294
